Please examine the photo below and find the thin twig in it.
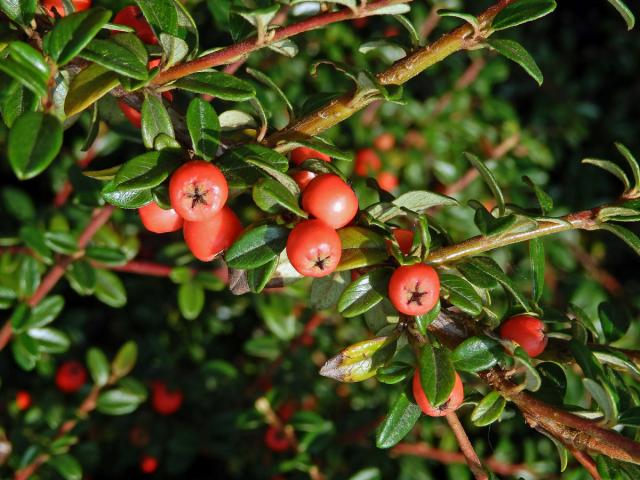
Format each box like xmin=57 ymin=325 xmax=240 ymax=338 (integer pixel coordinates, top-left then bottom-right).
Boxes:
xmin=445 ymin=412 xmax=488 ymax=480
xmin=566 ymin=445 xmax=602 ymax=480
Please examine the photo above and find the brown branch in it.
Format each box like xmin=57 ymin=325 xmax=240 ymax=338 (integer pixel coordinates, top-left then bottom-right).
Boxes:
xmin=392 ymin=442 xmax=536 ymax=478
xmin=566 ymin=445 xmax=602 ymax=480
xmin=445 ymin=412 xmax=488 ymax=480
xmin=0 ymin=206 xmax=114 ymax=351
xmin=153 ymin=0 xmax=412 ymax=85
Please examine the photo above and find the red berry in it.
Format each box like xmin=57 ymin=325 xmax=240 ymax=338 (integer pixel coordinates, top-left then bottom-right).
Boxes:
xmin=354 ymin=148 xmax=381 ymax=176
xmin=55 ymin=361 xmax=88 ymax=394
xmin=113 ymin=6 xmax=157 ymax=45
xmin=301 ymin=174 xmax=358 ymax=229
xmin=287 ymin=220 xmax=342 ymax=278
xmin=16 ymin=390 xmax=32 ymax=411
xmin=412 ymin=370 xmax=464 ymax=417
xmin=169 ymin=161 xmax=228 ymax=222
xmin=183 ymin=206 xmax=242 ymax=261
xmin=499 ymin=314 xmax=548 ymax=357
xmin=140 ymin=455 xmax=158 ymax=474
xmin=118 ymin=100 xmax=141 ymax=128
xmin=389 ymin=228 xmax=414 ymax=256
xmin=151 ymin=381 xmax=183 ymax=415
xmin=291 ymin=170 xmax=317 ymax=191
xmin=290 ymin=147 xmax=331 ymax=166
xmin=42 ymin=0 xmax=91 ymax=17
xmin=377 ymin=171 xmax=398 ymax=192
xmin=352 ymin=17 xmax=369 ymax=29
xmin=373 ymin=133 xmax=396 ymax=152
xmin=264 ymin=426 xmax=291 ymax=452
xmin=388 ymin=264 xmax=440 ymax=316
xmin=138 ymin=202 xmax=183 ymax=234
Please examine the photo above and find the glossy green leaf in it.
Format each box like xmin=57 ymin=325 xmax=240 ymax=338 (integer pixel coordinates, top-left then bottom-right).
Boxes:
xmin=606 ymin=0 xmax=635 ymax=30
xmin=66 ymin=260 xmax=96 ymax=296
xmin=112 ymin=341 xmax=137 ymax=378
xmin=247 ymin=67 xmax=295 ymax=120
xmin=438 ymin=10 xmax=480 ymax=31
xmin=65 ymin=63 xmax=120 ymax=117
xmin=0 ymin=0 xmax=36 ymax=25
xmin=569 ymin=340 xmax=604 ymax=380
xmin=376 ymin=391 xmax=422 ymax=449
xmin=486 ymin=38 xmax=543 ymax=86
xmin=247 ymin=256 xmax=278 ymax=294
xmin=141 ymin=95 xmax=175 ymax=150
xmin=95 ymin=270 xmax=127 ymax=308
xmin=336 ymin=227 xmax=388 ymax=272
xmin=26 ymin=295 xmax=64 ymax=329
xmin=28 ymin=327 xmax=70 ymax=353
xmin=583 ymin=378 xmax=618 ymax=427
xmin=103 ymin=150 xmax=179 ymax=194
xmin=470 ymin=391 xmax=506 ymax=427
xmin=96 ymin=388 xmax=143 ymax=415
xmin=225 ymin=225 xmax=288 ymax=269
xmin=252 ymin=177 xmax=306 ymax=217
xmin=79 ymin=34 xmax=148 ymax=80
xmin=12 ymin=333 xmax=39 ymax=370
xmin=48 ymin=454 xmax=82 ymax=480
xmin=310 ymin=272 xmax=350 ymax=310
xmin=523 ymin=175 xmax=553 ymax=214
xmin=368 ymin=191 xmax=457 ymax=222
xmin=457 ymin=260 xmax=499 ymax=289
xmin=10 ymin=303 xmax=31 ymax=334
xmin=582 ymin=158 xmax=630 ymax=192
xmin=320 ymin=336 xmax=395 ymax=382
xmin=464 ymin=152 xmax=506 ymax=215
xmin=418 ymin=342 xmax=455 ymax=407
xmin=44 ymin=231 xmax=78 ymax=255
xmin=529 ymin=238 xmax=545 ymax=302
xmin=492 ymin=0 xmax=556 ymax=30
xmin=337 ymin=269 xmax=390 ymax=318
xmin=0 ymin=42 xmax=49 ymax=97
xmin=599 ymin=223 xmax=640 ymax=256
xmin=439 ymin=273 xmax=483 ymax=316
xmin=174 ymin=72 xmax=256 ymax=101
xmin=43 ymin=8 xmax=112 ymax=66
xmin=186 ymin=98 xmax=220 ymax=161
xmin=465 ymin=257 xmax=530 ymax=310
xmin=178 ymin=282 xmax=205 ymax=320
xmin=513 ymin=347 xmax=542 ymax=392
xmin=615 ymin=143 xmax=640 ymax=189
xmin=87 ymin=347 xmax=110 ymax=387
xmin=8 ymin=112 xmax=63 ymax=180
xmin=452 ymin=336 xmax=503 ymax=373
xmin=86 ymin=246 xmax=128 ymax=266
xmin=598 ymin=301 xmax=629 ymax=342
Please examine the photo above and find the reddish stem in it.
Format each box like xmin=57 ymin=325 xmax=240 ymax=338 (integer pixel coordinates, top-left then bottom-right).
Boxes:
xmin=567 ymin=446 xmax=601 ymax=480
xmin=445 ymin=412 xmax=488 ymax=480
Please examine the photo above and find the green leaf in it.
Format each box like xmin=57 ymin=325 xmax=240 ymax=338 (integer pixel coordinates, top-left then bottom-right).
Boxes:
xmin=218 ymin=144 xmax=288 ymax=189
xmin=141 ymin=94 xmax=175 ymax=150
xmin=19 ymin=227 xmax=49 ymax=257
xmin=173 ymin=72 xmax=256 ymax=101
xmin=465 ymin=257 xmax=530 ymax=310
xmin=104 ymin=150 xmax=179 ymax=194
xmin=464 ymin=153 xmax=506 ymax=216
xmin=112 ymin=341 xmax=137 ymax=378
xmin=186 ymin=98 xmax=220 ymax=161
xmin=44 ymin=231 xmax=78 ymax=255
xmin=225 ymin=225 xmax=288 ymax=269
xmin=178 ymin=282 xmax=205 ymax=320
xmin=246 ymin=158 xmax=300 ymax=196
xmin=81 ymin=103 xmax=100 ymax=152
xmin=79 ymin=34 xmax=148 ymax=80
xmin=376 ymin=391 xmax=422 ymax=449
xmin=10 ymin=304 xmax=31 ymax=334
xmin=418 ymin=343 xmax=455 ymax=407
xmin=438 ymin=10 xmax=480 ymax=31
xmin=0 ymin=81 xmax=38 ymax=127
xmin=415 ymin=301 xmax=440 ymax=336
xmin=8 ymin=112 xmax=63 ymax=180
xmin=310 ymin=272 xmax=350 ymax=310
xmin=377 ymin=362 xmax=413 ymax=385
xmin=28 ymin=327 xmax=70 ymax=354
xmin=523 ymin=175 xmax=553 ymax=214
xmin=27 ymin=295 xmax=64 ymax=329
xmin=252 ymin=177 xmax=306 ymax=217
xmin=582 ymin=158 xmax=630 ymax=192
xmin=486 ymin=38 xmax=543 ymax=86
xmin=337 ymin=269 xmax=390 ymax=318
xmin=368 ymin=191 xmax=457 ymax=222
xmin=597 ymin=456 xmax=640 ymax=480
xmin=470 ymin=391 xmax=506 ymax=427
xmin=0 ymin=0 xmax=36 ymax=25
xmin=529 ymin=238 xmax=545 ymax=302
xmin=94 ymin=270 xmax=127 ymax=308
xmin=452 ymin=336 xmax=503 ymax=373
xmin=472 ymin=206 xmax=517 ymax=236
xmin=43 ymin=8 xmax=112 ymax=66
xmin=513 ymin=347 xmax=542 ymax=392
xmin=247 ymin=256 xmax=278 ymax=293
xmin=12 ymin=333 xmax=39 ymax=370
xmin=606 ymin=0 xmax=635 ymax=30
xmin=0 ymin=42 xmax=49 ymax=97
xmin=96 ymin=388 xmax=143 ymax=415
xmin=85 ymin=246 xmax=128 ymax=266
xmin=569 ymin=340 xmax=604 ymax=380
xmin=65 ymin=260 xmax=96 ymax=296
xmin=65 ymin=64 xmax=120 ymax=117
xmin=439 ymin=273 xmax=483 ymax=316
xmin=599 ymin=223 xmax=640 ymax=256
xmin=48 ymin=454 xmax=82 ymax=480
xmin=615 ymin=143 xmax=640 ymax=189
xmin=583 ymin=378 xmax=618 ymax=427
xmin=87 ymin=347 xmax=110 ymax=387
xmin=618 ymin=407 xmax=640 ymax=427
xmin=246 ymin=67 xmax=295 ymax=120
xmin=598 ymin=301 xmax=629 ymax=342
xmin=320 ymin=336 xmax=395 ymax=382
xmin=336 ymin=227 xmax=388 ymax=271
xmin=491 ymin=0 xmax=556 ymax=30
xmin=457 ymin=260 xmax=499 ymax=289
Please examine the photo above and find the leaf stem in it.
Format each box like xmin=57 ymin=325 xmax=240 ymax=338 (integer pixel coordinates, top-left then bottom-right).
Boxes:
xmin=445 ymin=412 xmax=488 ymax=480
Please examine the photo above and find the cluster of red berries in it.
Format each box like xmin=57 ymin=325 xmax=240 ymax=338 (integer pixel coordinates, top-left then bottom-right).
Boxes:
xmin=139 ymin=160 xmax=242 ymax=262
xmin=354 ymin=133 xmax=398 ymax=192
xmin=286 ymin=147 xmax=358 ymax=277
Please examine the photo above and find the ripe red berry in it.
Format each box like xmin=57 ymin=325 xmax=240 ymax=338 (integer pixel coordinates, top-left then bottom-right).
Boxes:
xmin=373 ymin=132 xmax=396 ymax=152
xmin=113 ymin=6 xmax=157 ymax=45
xmin=140 ymin=455 xmax=158 ymax=474
xmin=15 ymin=390 xmax=32 ymax=411
xmin=55 ymin=361 xmax=88 ymax=394
xmin=388 ymin=264 xmax=440 ymax=316
xmin=118 ymin=100 xmax=142 ymax=128
xmin=138 ymin=201 xmax=183 ymax=234
xmin=42 ymin=0 xmax=91 ymax=17
xmin=183 ymin=206 xmax=242 ymax=262
xmin=151 ymin=381 xmax=183 ymax=415
xmin=354 ymin=148 xmax=381 ymax=176
xmin=264 ymin=426 xmax=292 ymax=452
xmin=286 ymin=220 xmax=342 ymax=278
xmin=301 ymin=174 xmax=358 ymax=229
xmin=169 ymin=161 xmax=228 ymax=222
xmin=389 ymin=228 xmax=414 ymax=256
xmin=291 ymin=170 xmax=317 ymax=191
xmin=412 ymin=370 xmax=464 ymax=417
xmin=499 ymin=314 xmax=548 ymax=357
xmin=290 ymin=147 xmax=331 ymax=166
xmin=377 ymin=171 xmax=398 ymax=192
